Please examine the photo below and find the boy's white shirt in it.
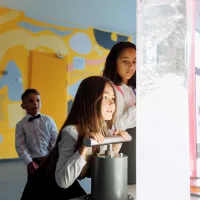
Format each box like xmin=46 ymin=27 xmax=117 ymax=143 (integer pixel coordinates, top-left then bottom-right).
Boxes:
xmin=15 ymin=113 xmax=58 ymax=165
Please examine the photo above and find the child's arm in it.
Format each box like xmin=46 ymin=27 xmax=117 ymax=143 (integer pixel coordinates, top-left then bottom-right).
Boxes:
xmin=115 ymin=106 xmax=136 ymax=131
xmin=15 ymin=122 xmax=32 ymax=165
xmin=55 ymin=126 xmax=105 ymax=189
xmin=112 ymin=130 xmax=130 ymax=154
xmin=114 ymin=90 xmax=136 ymax=131
xmin=55 ymin=126 xmax=87 ymax=189
xmin=48 ymin=117 xmax=58 ymax=150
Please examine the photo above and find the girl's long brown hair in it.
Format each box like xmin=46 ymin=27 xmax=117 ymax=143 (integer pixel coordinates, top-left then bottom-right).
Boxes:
xmin=41 ymin=76 xmax=116 ymax=174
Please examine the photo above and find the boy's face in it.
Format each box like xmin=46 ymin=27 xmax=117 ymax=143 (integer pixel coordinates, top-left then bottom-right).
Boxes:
xmin=21 ymin=93 xmax=41 ymax=116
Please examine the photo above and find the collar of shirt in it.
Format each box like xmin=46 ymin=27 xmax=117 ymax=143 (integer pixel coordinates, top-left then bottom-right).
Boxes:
xmin=25 ymin=112 xmax=41 ymax=121
xmin=121 ymin=84 xmax=136 ymax=106
xmin=121 ymin=84 xmax=135 ymax=94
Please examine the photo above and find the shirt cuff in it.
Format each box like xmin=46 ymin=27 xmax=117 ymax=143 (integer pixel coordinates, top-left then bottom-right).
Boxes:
xmin=24 ymin=157 xmax=33 ymax=166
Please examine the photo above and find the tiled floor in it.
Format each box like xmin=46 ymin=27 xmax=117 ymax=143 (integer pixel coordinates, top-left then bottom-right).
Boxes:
xmin=0 ymin=160 xmax=199 ymax=200
xmin=0 ymin=160 xmax=27 ymax=200
xmin=71 ymin=185 xmax=136 ymax=200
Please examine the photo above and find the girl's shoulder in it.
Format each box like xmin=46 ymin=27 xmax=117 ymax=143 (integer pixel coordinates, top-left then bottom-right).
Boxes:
xmin=61 ymin=125 xmax=79 ymax=140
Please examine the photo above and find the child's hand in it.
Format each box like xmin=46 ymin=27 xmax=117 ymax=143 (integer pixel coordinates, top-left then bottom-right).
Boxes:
xmin=113 ymin=130 xmax=130 ymax=140
xmin=27 ymin=161 xmax=38 ymax=174
xmin=86 ymin=132 xmax=104 ymax=143
xmin=79 ymin=132 xmax=104 ymax=157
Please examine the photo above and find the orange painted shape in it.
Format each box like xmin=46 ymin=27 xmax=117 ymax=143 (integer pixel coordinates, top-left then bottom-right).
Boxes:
xmin=30 ymin=51 xmax=67 ymax=130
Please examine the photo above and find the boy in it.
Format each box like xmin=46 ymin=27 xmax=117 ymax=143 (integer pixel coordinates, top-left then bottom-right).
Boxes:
xmin=15 ymin=89 xmax=58 ymax=176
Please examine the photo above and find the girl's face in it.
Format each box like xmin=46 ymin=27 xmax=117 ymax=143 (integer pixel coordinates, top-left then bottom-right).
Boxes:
xmin=101 ymin=83 xmax=115 ymax=121
xmin=116 ymin=48 xmax=136 ymax=85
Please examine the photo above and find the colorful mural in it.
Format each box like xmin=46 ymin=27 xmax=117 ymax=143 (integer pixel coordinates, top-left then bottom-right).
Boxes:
xmin=0 ymin=7 xmax=133 ymax=159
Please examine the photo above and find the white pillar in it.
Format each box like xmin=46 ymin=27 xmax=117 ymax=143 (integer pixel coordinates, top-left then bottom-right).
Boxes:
xmin=137 ymin=1 xmax=190 ymax=200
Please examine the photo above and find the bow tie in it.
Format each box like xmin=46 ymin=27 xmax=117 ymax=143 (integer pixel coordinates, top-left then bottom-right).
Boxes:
xmin=29 ymin=114 xmax=41 ymax=122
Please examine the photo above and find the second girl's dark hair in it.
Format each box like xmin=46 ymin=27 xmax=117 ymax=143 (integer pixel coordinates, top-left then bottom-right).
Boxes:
xmin=103 ymin=41 xmax=136 ymax=89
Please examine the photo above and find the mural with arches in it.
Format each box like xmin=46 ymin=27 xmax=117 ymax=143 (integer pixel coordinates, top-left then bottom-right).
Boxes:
xmin=0 ymin=7 xmax=133 ymax=159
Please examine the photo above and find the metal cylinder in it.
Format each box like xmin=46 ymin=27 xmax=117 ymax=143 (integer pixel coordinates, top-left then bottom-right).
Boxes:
xmin=91 ymin=154 xmax=128 ymax=200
